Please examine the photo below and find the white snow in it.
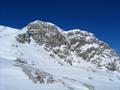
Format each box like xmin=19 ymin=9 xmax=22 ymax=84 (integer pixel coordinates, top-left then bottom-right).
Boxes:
xmin=0 ymin=25 xmax=120 ymax=90
xmin=80 ymin=43 xmax=99 ymax=51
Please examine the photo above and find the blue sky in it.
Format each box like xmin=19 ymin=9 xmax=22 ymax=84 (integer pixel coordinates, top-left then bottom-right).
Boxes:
xmin=0 ymin=0 xmax=120 ymax=55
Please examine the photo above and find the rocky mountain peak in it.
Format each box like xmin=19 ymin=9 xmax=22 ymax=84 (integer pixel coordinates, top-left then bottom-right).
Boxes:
xmin=1 ymin=20 xmax=120 ymax=90
xmin=16 ymin=20 xmax=120 ymax=71
xmin=27 ymin=20 xmax=63 ymax=32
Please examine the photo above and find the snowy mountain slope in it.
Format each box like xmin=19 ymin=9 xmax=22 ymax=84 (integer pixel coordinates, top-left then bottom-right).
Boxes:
xmin=0 ymin=26 xmax=19 ymax=60
xmin=0 ymin=21 xmax=120 ymax=90
xmin=0 ymin=58 xmax=71 ymax=90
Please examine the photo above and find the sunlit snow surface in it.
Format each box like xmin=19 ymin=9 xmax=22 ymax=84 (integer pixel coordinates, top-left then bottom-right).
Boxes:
xmin=0 ymin=25 xmax=120 ymax=90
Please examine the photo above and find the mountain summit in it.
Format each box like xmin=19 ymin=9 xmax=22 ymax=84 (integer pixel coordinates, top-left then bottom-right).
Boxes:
xmin=0 ymin=20 xmax=120 ymax=90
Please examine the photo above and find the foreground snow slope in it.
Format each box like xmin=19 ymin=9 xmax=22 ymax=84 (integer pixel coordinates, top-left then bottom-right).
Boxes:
xmin=0 ymin=58 xmax=70 ymax=90
xmin=0 ymin=21 xmax=120 ymax=90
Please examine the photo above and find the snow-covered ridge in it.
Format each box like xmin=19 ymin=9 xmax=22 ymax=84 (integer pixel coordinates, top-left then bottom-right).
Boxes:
xmin=0 ymin=20 xmax=120 ymax=90
xmin=31 ymin=20 xmax=56 ymax=26
xmin=0 ymin=25 xmax=18 ymax=36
